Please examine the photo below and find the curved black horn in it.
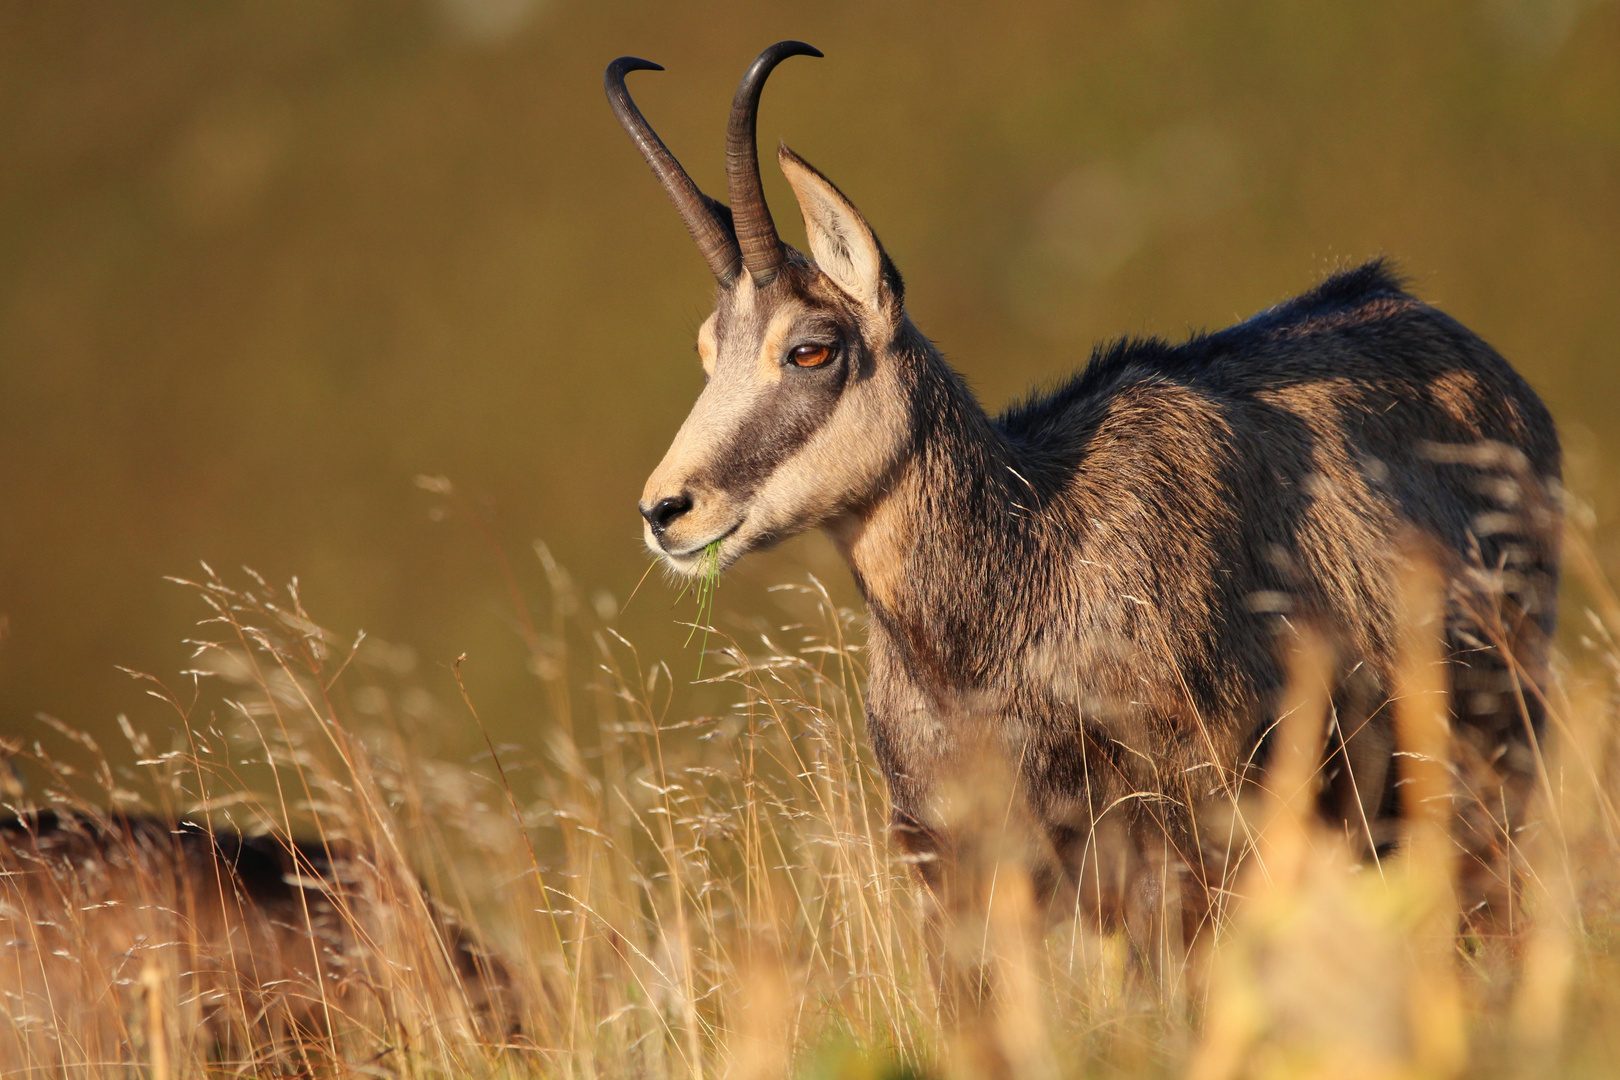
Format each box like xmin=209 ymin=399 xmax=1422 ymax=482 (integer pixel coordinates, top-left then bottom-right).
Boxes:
xmin=727 ymin=41 xmax=823 ymax=285
xmin=606 ymin=56 xmax=742 ymax=284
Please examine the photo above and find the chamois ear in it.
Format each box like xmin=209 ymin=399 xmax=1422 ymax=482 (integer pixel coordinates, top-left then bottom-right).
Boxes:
xmin=779 ymin=143 xmax=896 ymax=312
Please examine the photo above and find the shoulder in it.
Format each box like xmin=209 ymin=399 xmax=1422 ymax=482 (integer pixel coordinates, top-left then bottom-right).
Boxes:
xmin=995 ymin=335 xmax=1175 ymax=443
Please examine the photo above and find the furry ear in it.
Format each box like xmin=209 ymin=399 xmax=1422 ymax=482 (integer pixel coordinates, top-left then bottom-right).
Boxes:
xmin=778 ymin=144 xmax=893 ymax=311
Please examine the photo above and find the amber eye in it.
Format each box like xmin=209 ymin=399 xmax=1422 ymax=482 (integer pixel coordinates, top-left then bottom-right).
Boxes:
xmin=790 ymin=343 xmax=832 ymax=368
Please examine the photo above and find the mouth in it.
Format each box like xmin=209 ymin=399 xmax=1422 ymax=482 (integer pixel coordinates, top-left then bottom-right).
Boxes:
xmin=658 ymin=520 xmax=743 ymax=572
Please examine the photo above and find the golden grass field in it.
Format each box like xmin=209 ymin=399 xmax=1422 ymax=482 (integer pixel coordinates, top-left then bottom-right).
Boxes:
xmin=4 ymin=507 xmax=1620 ymax=1079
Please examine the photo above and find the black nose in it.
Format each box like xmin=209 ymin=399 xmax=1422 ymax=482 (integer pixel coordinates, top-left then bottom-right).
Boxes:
xmin=641 ymin=493 xmax=693 ymax=535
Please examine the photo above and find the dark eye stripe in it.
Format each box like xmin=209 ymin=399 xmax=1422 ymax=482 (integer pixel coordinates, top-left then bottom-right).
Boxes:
xmin=705 ymin=365 xmax=847 ymax=497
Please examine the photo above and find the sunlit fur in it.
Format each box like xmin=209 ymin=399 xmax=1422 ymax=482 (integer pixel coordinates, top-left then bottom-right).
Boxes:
xmin=639 ymin=139 xmax=1561 ymax=927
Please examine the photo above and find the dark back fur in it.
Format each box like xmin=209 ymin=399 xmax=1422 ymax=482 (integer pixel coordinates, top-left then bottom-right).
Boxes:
xmin=861 ymin=260 xmax=1559 ymax=918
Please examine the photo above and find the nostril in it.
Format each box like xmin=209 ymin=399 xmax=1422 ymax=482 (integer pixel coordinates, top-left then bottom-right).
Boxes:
xmin=641 ymin=493 xmax=693 ymax=534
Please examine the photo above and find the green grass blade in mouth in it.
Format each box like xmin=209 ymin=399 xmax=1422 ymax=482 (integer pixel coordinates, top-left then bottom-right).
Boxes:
xmin=683 ymin=540 xmax=722 ymax=677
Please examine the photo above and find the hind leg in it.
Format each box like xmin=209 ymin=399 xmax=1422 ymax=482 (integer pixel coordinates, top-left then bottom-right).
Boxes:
xmin=1447 ymin=636 xmax=1544 ymax=927
xmin=1321 ymin=664 xmax=1399 ymax=860
xmin=1445 ymin=547 xmax=1555 ymax=929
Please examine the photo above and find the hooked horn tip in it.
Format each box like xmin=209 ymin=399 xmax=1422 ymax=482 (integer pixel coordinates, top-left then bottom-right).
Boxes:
xmin=771 ymin=40 xmax=824 ymax=59
xmin=606 ymin=56 xmax=665 ymax=78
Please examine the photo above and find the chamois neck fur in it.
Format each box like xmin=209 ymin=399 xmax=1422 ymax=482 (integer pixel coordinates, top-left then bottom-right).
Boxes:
xmin=834 ymin=319 xmax=1041 ymax=693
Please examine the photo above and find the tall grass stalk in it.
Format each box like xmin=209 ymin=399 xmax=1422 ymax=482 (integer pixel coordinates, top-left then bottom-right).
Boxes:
xmin=4 ymin=520 xmax=1620 ymax=1077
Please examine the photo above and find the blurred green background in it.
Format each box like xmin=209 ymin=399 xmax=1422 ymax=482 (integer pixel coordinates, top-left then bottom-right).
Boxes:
xmin=2 ymin=0 xmax=1617 ymax=766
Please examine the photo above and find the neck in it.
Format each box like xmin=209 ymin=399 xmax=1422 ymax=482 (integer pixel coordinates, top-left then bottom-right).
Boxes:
xmin=829 ymin=328 xmax=1034 ymax=688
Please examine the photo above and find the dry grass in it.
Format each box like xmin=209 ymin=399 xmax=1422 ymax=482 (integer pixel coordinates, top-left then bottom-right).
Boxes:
xmin=4 ymin=520 xmax=1620 ymax=1078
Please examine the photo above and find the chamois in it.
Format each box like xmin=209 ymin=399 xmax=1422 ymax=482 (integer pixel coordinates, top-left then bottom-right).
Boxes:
xmin=0 ymin=811 xmax=516 ymax=1063
xmin=607 ymin=43 xmax=1561 ymax=925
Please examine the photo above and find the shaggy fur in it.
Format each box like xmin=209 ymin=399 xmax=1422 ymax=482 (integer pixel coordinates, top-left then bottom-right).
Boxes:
xmin=614 ymin=46 xmax=1561 ymax=932
xmin=855 ymin=260 xmax=1559 ymax=921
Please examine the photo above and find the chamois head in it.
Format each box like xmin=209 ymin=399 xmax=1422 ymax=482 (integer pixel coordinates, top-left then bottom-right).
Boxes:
xmin=608 ymin=43 xmax=911 ymax=576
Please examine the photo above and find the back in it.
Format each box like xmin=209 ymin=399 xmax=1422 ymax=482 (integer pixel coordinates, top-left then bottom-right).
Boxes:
xmin=994 ymin=261 xmax=1559 ymax=897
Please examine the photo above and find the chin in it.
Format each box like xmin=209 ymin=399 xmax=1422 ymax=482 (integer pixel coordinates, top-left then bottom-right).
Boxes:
xmin=657 ymin=547 xmax=713 ymax=577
